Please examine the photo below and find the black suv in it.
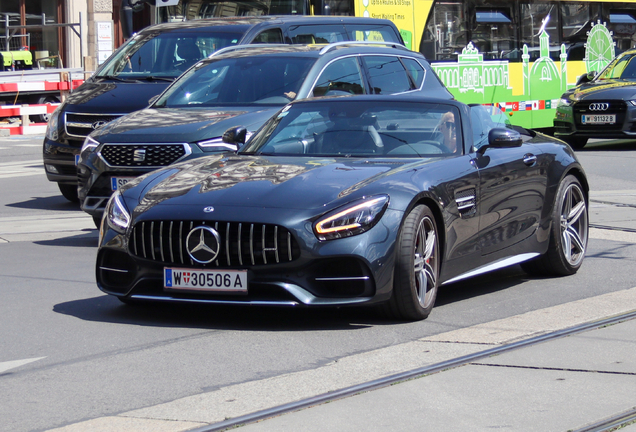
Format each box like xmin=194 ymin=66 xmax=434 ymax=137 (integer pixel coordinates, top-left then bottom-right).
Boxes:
xmin=77 ymin=42 xmax=452 ymax=225
xmin=43 ymin=16 xmax=403 ymax=202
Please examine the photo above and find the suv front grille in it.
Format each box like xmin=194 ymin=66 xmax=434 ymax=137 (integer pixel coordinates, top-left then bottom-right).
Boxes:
xmin=65 ymin=113 xmax=123 ymax=138
xmin=130 ymin=220 xmax=301 ymax=267
xmin=100 ymin=144 xmax=189 ymax=167
xmin=573 ymin=100 xmax=627 ymax=130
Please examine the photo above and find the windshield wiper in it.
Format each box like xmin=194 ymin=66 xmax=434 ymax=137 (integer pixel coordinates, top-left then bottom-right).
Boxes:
xmin=94 ymin=75 xmax=141 ymax=83
xmin=143 ymin=76 xmax=176 ymax=82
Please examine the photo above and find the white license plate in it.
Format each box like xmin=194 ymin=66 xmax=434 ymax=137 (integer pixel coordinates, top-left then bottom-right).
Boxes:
xmin=111 ymin=176 xmax=135 ymax=191
xmin=164 ymin=267 xmax=248 ymax=293
xmin=582 ymin=114 xmax=616 ymax=124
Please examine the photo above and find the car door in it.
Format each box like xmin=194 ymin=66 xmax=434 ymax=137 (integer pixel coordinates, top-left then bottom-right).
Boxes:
xmin=469 ymin=106 xmax=546 ymax=257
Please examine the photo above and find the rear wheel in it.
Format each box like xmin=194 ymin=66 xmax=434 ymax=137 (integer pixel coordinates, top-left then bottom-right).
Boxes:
xmin=563 ymin=137 xmax=587 ymax=149
xmin=386 ymin=205 xmax=440 ymax=321
xmin=521 ymin=175 xmax=588 ymax=275
xmin=58 ymin=183 xmax=79 ymax=203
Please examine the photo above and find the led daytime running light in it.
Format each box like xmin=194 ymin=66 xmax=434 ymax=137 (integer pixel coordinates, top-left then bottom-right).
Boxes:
xmin=316 ymin=198 xmax=384 ymax=234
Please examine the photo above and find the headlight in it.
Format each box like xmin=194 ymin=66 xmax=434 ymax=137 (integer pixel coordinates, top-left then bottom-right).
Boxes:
xmin=628 ymin=100 xmax=636 ymax=106
xmin=106 ymin=190 xmax=131 ymax=234
xmin=197 ymin=132 xmax=253 ymax=152
xmin=557 ymin=98 xmax=572 ymax=108
xmin=314 ymin=195 xmax=389 ymax=241
xmin=45 ymin=107 xmax=61 ymax=141
xmin=81 ymin=135 xmax=100 ymax=152
xmin=196 ymin=137 xmax=239 ymax=152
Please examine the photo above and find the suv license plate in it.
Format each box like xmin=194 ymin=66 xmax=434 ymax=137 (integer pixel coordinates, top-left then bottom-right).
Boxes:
xmin=164 ymin=267 xmax=248 ymax=293
xmin=111 ymin=176 xmax=135 ymax=191
xmin=582 ymin=114 xmax=616 ymax=124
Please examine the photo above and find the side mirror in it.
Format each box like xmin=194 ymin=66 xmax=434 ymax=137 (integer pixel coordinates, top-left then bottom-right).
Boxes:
xmin=576 ymin=71 xmax=598 ymax=86
xmin=222 ymin=126 xmax=247 ymax=147
xmin=486 ymin=128 xmax=522 ymax=149
xmin=148 ymin=95 xmax=160 ymax=106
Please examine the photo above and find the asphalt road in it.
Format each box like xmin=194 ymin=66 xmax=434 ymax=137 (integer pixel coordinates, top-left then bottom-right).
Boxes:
xmin=1 ymin=135 xmax=635 ymax=432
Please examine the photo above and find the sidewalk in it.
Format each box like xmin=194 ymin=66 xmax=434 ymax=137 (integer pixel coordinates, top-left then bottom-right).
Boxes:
xmin=236 ymin=315 xmax=636 ymax=432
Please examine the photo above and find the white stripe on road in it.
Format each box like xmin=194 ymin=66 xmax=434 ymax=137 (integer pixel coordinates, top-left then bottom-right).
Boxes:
xmin=0 ymin=159 xmax=45 ymax=179
xmin=0 ymin=357 xmax=46 ymax=374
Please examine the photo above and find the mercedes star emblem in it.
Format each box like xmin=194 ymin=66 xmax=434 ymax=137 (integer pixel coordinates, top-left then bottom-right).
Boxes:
xmin=186 ymin=226 xmax=221 ymax=264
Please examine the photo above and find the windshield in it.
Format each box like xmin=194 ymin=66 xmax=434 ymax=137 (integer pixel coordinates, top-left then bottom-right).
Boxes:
xmin=95 ymin=30 xmax=245 ymax=80
xmin=241 ymin=100 xmax=463 ymax=157
xmin=155 ymin=55 xmax=316 ymax=107
xmin=597 ymin=52 xmax=636 ymax=80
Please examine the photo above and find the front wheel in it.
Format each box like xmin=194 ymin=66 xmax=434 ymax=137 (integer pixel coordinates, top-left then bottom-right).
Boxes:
xmin=386 ymin=205 xmax=440 ymax=321
xmin=58 ymin=183 xmax=79 ymax=203
xmin=522 ymin=175 xmax=588 ymax=276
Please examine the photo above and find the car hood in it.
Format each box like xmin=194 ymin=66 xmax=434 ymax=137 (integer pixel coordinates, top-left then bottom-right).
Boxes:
xmin=128 ymin=154 xmax=429 ymax=213
xmin=63 ymin=80 xmax=171 ymax=113
xmin=567 ymin=79 xmax=636 ymax=101
xmin=93 ymin=106 xmax=281 ymax=143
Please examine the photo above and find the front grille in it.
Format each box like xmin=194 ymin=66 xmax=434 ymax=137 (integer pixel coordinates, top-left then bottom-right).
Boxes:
xmin=130 ymin=220 xmax=301 ymax=267
xmin=100 ymin=144 xmax=188 ymax=167
xmin=573 ymin=100 xmax=627 ymax=130
xmin=65 ymin=112 xmax=123 ymax=138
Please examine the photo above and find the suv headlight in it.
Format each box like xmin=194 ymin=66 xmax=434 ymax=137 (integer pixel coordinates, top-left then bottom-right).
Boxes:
xmin=196 ymin=137 xmax=239 ymax=152
xmin=557 ymin=98 xmax=572 ymax=108
xmin=314 ymin=195 xmax=389 ymax=241
xmin=45 ymin=107 xmax=61 ymax=141
xmin=106 ymin=190 xmax=131 ymax=234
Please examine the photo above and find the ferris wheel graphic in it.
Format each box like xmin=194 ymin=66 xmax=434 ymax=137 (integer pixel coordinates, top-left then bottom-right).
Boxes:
xmin=584 ymin=21 xmax=615 ymax=73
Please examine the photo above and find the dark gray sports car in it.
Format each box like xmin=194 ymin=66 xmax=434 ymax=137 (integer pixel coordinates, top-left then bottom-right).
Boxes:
xmin=554 ymin=48 xmax=636 ymax=149
xmin=97 ymin=95 xmax=589 ymax=321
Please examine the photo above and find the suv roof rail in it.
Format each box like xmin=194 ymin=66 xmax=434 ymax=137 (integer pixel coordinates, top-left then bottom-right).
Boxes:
xmin=210 ymin=44 xmax=286 ymax=57
xmin=319 ymin=41 xmax=409 ymax=55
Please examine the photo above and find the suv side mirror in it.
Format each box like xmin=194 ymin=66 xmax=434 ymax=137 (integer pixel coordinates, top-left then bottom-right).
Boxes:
xmin=148 ymin=95 xmax=160 ymax=106
xmin=576 ymin=71 xmax=598 ymax=86
xmin=222 ymin=126 xmax=247 ymax=147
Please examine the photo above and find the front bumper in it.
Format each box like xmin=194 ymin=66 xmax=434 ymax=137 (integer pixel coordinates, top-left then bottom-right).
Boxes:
xmin=96 ymin=209 xmax=403 ymax=308
xmin=43 ymin=137 xmax=82 ymax=184
xmin=554 ymin=100 xmax=636 ymax=140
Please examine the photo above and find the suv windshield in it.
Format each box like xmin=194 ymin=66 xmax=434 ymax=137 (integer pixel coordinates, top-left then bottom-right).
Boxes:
xmin=95 ymin=30 xmax=245 ymax=79
xmin=155 ymin=55 xmax=316 ymax=107
xmin=597 ymin=51 xmax=636 ymax=80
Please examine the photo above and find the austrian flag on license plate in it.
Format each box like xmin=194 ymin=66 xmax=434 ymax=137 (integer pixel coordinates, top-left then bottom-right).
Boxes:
xmin=164 ymin=267 xmax=248 ymax=293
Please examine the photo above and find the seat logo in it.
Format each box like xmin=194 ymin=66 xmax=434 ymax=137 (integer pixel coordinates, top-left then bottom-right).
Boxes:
xmin=92 ymin=120 xmax=108 ymax=129
xmin=133 ymin=149 xmax=146 ymax=162
xmin=589 ymin=103 xmax=609 ymax=111
xmin=186 ymin=226 xmax=221 ymax=264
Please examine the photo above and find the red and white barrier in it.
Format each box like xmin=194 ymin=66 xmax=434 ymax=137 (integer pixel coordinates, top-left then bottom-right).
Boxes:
xmin=0 ymin=80 xmax=83 ymax=94
xmin=0 ymin=78 xmax=83 ymax=135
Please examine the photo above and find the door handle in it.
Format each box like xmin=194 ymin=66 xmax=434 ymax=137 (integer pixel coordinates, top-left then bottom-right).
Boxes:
xmin=523 ymin=154 xmax=537 ymax=166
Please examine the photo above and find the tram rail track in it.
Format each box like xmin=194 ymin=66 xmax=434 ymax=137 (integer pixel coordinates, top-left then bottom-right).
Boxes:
xmin=191 ymin=310 xmax=636 ymax=432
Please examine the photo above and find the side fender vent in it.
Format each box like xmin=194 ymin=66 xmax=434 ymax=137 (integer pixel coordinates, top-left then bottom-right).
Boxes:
xmin=455 ymin=187 xmax=476 ymax=218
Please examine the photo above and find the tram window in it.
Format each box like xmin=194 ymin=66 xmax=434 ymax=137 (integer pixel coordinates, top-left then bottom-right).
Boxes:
xmin=473 ymin=8 xmax=514 ymax=59
xmin=561 ymin=3 xmax=597 ymax=61
xmin=520 ymin=3 xmax=561 ymax=61
xmin=423 ymin=2 xmax=466 ymax=61
xmin=606 ymin=8 xmax=636 ymax=52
